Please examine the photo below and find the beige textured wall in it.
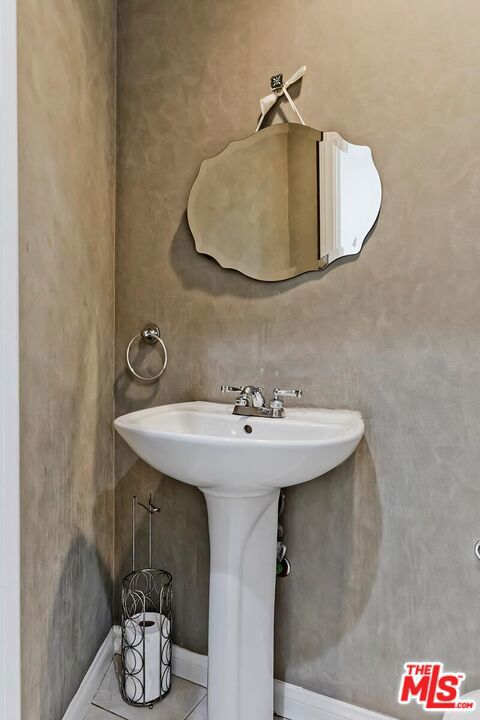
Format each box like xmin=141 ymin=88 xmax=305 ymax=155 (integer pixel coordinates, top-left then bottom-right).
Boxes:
xmin=18 ymin=2 xmax=116 ymax=718
xmin=115 ymin=2 xmax=480 ymax=718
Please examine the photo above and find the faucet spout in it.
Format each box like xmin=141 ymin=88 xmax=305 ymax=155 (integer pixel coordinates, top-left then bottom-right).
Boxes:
xmin=241 ymin=385 xmax=267 ymax=409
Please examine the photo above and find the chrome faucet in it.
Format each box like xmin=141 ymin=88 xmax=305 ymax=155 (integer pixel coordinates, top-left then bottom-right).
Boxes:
xmin=221 ymin=384 xmax=302 ymax=418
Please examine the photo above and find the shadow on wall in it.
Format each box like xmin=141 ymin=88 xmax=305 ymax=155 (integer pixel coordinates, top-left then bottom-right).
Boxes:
xmin=39 ymin=323 xmax=114 ymax=719
xmin=170 ymin=212 xmax=378 ymax=300
xmin=274 ymin=436 xmax=381 ymax=686
xmin=114 ymin=363 xmax=160 ymax=418
xmin=41 ymin=508 xmax=112 ymax=719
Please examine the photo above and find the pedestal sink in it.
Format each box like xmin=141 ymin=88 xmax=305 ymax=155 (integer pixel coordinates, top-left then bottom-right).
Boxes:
xmin=114 ymin=401 xmax=364 ymax=720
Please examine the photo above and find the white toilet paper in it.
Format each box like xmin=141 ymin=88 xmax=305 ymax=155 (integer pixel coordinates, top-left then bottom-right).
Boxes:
xmin=124 ymin=611 xmax=171 ymax=703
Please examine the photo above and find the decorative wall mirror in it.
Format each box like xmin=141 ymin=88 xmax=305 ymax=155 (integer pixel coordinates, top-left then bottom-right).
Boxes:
xmin=188 ymin=123 xmax=381 ymax=281
xmin=188 ymin=64 xmax=381 ymax=282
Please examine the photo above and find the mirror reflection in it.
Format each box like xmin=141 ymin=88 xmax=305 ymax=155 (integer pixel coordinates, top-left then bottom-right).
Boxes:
xmin=188 ymin=123 xmax=381 ymax=282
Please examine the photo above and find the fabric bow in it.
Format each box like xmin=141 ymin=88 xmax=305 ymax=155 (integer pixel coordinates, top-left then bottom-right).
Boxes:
xmin=255 ymin=65 xmax=306 ymax=132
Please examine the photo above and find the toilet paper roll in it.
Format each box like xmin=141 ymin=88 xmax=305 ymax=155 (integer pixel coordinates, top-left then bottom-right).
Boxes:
xmin=124 ymin=612 xmax=171 ymax=703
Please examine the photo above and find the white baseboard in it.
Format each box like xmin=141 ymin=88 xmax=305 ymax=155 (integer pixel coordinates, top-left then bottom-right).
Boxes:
xmin=172 ymin=644 xmax=208 ymax=688
xmin=62 ymin=629 xmax=113 ymax=720
xmin=67 ymin=627 xmax=399 ymax=720
xmin=169 ymin=641 xmax=397 ymax=720
xmin=273 ymin=679 xmax=398 ymax=720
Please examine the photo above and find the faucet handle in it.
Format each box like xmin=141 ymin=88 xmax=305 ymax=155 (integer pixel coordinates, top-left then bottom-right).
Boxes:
xmin=221 ymin=385 xmax=244 ymax=393
xmin=221 ymin=384 xmax=249 ymax=408
xmin=272 ymin=387 xmax=303 ymax=400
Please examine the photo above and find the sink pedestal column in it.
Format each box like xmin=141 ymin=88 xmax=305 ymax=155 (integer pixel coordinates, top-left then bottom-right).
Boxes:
xmin=204 ymin=489 xmax=279 ymax=720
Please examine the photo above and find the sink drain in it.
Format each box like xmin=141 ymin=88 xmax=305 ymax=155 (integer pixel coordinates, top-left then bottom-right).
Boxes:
xmin=244 ymin=424 xmax=253 ymax=434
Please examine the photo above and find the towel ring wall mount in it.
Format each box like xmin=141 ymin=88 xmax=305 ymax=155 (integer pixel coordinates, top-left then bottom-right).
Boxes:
xmin=126 ymin=323 xmax=168 ymax=382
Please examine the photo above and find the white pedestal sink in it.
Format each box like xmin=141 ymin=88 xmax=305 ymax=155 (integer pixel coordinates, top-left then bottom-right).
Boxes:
xmin=115 ymin=401 xmax=364 ymax=720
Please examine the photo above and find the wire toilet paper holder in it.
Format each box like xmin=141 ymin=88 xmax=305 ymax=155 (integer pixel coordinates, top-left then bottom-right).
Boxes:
xmin=120 ymin=495 xmax=173 ymax=708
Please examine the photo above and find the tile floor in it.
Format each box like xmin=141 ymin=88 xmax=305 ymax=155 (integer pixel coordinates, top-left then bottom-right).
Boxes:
xmin=84 ymin=657 xmax=285 ymax=720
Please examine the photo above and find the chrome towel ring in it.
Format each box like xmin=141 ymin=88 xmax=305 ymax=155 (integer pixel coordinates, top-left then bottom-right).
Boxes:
xmin=126 ymin=323 xmax=168 ymax=382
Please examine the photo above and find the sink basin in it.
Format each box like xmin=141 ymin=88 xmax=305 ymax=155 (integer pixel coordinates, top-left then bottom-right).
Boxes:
xmin=114 ymin=401 xmax=364 ymax=495
xmin=114 ymin=401 xmax=364 ymax=720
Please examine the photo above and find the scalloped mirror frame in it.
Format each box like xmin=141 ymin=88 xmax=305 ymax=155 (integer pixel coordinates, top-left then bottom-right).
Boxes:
xmin=188 ymin=123 xmax=382 ymax=282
